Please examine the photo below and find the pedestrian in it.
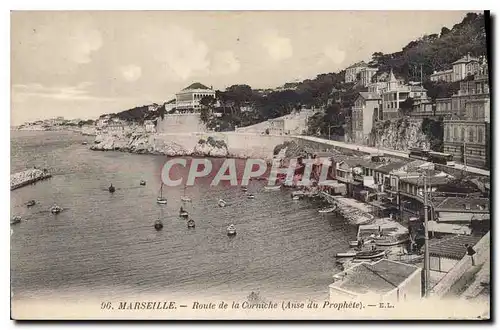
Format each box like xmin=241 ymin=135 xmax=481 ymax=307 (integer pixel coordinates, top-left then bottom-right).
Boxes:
xmin=465 ymin=244 xmax=476 ymax=266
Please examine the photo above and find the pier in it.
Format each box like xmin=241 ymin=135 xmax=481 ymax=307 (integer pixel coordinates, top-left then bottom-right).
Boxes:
xmin=11 ymin=168 xmax=52 ymax=191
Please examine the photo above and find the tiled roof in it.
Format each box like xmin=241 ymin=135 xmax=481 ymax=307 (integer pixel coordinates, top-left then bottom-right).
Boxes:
xmin=358 ymin=92 xmax=381 ymax=100
xmin=410 ymin=86 xmax=427 ymax=92
xmin=399 ymin=175 xmax=451 ymax=187
xmin=434 ymin=197 xmax=490 ymax=212
xmin=375 ymin=161 xmax=410 ymax=174
xmin=452 ymin=55 xmax=480 ymax=65
xmin=182 ymin=82 xmax=210 ymax=90
xmin=347 ymin=61 xmax=368 ymax=69
xmin=336 ymin=259 xmax=420 ymax=294
xmin=428 ymin=235 xmax=482 ymax=260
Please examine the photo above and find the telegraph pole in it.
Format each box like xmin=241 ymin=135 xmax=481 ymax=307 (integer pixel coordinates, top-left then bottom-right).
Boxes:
xmin=423 ymin=170 xmax=430 ymax=297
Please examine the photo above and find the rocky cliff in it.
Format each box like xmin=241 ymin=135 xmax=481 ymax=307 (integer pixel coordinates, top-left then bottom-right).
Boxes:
xmin=369 ymin=118 xmax=431 ymax=151
xmin=91 ymin=133 xmax=229 ymax=157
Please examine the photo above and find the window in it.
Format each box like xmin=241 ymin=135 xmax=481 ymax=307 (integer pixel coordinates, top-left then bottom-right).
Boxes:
xmin=453 ymin=127 xmax=458 ymax=140
xmin=478 ymin=127 xmax=484 ymax=143
xmin=446 ymin=126 xmax=450 ymax=141
xmin=461 ymin=127 xmax=465 ymax=141
xmin=469 ymin=127 xmax=475 ymax=142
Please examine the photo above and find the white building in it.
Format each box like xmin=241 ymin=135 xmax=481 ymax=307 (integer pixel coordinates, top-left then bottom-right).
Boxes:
xmin=175 ymin=82 xmax=216 ymax=113
xmin=345 ymin=61 xmax=368 ymax=83
xmin=329 ymin=259 xmax=422 ymax=302
xmin=144 ymin=120 xmax=156 ymax=133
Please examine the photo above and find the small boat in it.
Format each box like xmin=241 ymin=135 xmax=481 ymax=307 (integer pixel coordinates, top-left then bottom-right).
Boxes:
xmin=157 ymin=184 xmax=167 ymax=205
xmin=82 ymin=141 xmax=88 ymax=145
xmin=349 ymin=240 xmax=360 ymax=248
xmin=218 ymin=199 xmax=227 ymax=207
xmin=227 ymin=224 xmax=236 ymax=236
xmin=154 ymin=219 xmax=163 ymax=231
xmin=181 ymin=185 xmax=192 ymax=202
xmin=187 ymin=219 xmax=195 ymax=228
xmin=246 ymin=194 xmax=255 ymax=199
xmin=241 ymin=186 xmax=248 ymax=192
xmin=179 ymin=208 xmax=189 ymax=218
xmin=291 ymin=191 xmax=305 ymax=197
xmin=336 ymin=251 xmax=357 ymax=258
xmin=375 ymin=238 xmax=410 ymax=247
xmin=26 ymin=200 xmax=36 ymax=207
xmin=50 ymin=205 xmax=63 ymax=214
xmin=264 ymin=185 xmax=281 ymax=191
xmin=318 ymin=206 xmax=336 ymax=214
xmin=292 ymin=195 xmax=300 ymax=201
xmin=11 ymin=216 xmax=21 ymax=225
xmin=108 ymin=184 xmax=115 ymax=193
xmin=356 ymin=249 xmax=387 ymax=259
xmin=140 ymin=180 xmax=146 ymax=186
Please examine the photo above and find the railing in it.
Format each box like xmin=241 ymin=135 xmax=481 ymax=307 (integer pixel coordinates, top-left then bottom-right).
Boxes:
xmin=430 ymin=231 xmax=490 ymax=298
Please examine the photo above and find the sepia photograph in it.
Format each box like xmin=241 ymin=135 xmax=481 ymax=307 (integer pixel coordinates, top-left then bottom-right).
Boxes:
xmin=9 ymin=9 xmax=491 ymax=320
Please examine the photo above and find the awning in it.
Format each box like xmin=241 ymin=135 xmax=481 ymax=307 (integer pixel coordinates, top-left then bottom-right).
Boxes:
xmin=437 ymin=212 xmax=490 ymax=223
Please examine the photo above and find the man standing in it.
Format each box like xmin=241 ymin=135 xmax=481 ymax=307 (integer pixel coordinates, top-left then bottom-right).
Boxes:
xmin=465 ymin=244 xmax=477 ymax=266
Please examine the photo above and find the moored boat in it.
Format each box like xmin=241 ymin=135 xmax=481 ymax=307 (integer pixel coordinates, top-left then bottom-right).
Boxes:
xmin=154 ymin=219 xmax=163 ymax=231
xmin=318 ymin=206 xmax=336 ymax=214
xmin=349 ymin=240 xmax=359 ymax=247
xmin=157 ymin=184 xmax=167 ymax=205
xmin=246 ymin=194 xmax=255 ymax=199
xmin=264 ymin=185 xmax=281 ymax=191
xmin=355 ymin=249 xmax=386 ymax=259
xmin=108 ymin=184 xmax=115 ymax=193
xmin=181 ymin=185 xmax=191 ymax=202
xmin=179 ymin=207 xmax=189 ymax=218
xmin=375 ymin=238 xmax=410 ymax=246
xmin=50 ymin=205 xmax=63 ymax=214
xmin=187 ymin=219 xmax=195 ymax=228
xmin=82 ymin=141 xmax=88 ymax=145
xmin=11 ymin=216 xmax=21 ymax=225
xmin=26 ymin=200 xmax=36 ymax=207
xmin=140 ymin=180 xmax=146 ymax=186
xmin=227 ymin=224 xmax=236 ymax=236
xmin=218 ymin=199 xmax=227 ymax=207
xmin=241 ymin=186 xmax=248 ymax=192
xmin=336 ymin=251 xmax=357 ymax=258
xmin=292 ymin=195 xmax=300 ymax=201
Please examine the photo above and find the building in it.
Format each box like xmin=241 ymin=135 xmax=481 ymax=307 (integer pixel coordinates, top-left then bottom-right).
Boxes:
xmin=430 ymin=69 xmax=453 ymax=83
xmin=410 ymin=96 xmax=435 ymax=118
xmin=452 ymin=54 xmax=482 ymax=82
xmin=428 ymin=235 xmax=482 ymax=283
xmin=435 ymin=98 xmax=452 ymax=118
xmin=430 ymin=197 xmax=490 ymax=235
xmin=443 ymin=66 xmax=490 ymax=168
xmin=380 ymin=70 xmax=429 ymax=120
xmin=144 ymin=120 xmax=156 ymax=133
xmin=174 ymin=82 xmax=216 ymax=113
xmin=367 ymin=81 xmax=387 ymax=94
xmin=345 ymin=61 xmax=368 ymax=83
xmin=329 ymin=259 xmax=422 ymax=302
xmin=359 ymin=67 xmax=378 ymax=87
xmin=351 ymin=92 xmax=381 ymax=144
xmin=380 ymin=70 xmax=411 ymax=120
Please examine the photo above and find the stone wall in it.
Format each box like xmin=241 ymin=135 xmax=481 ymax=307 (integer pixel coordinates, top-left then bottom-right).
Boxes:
xmin=156 ymin=113 xmax=207 ymax=134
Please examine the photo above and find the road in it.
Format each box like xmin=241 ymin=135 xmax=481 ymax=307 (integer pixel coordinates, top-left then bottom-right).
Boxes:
xmin=294 ymin=135 xmax=490 ymax=177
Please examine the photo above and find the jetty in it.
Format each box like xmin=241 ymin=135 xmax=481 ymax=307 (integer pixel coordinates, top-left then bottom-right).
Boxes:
xmin=11 ymin=168 xmax=52 ymax=191
xmin=320 ymin=192 xmax=374 ymax=225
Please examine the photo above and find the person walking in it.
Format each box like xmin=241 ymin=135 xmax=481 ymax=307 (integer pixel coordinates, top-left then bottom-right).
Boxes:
xmin=465 ymin=244 xmax=476 ymax=266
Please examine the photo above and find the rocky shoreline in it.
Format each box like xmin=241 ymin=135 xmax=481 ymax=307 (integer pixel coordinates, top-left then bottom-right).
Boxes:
xmin=90 ymin=133 xmax=229 ymax=157
xmin=11 ymin=168 xmax=52 ymax=191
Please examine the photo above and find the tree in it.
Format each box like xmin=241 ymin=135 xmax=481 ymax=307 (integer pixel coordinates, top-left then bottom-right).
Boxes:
xmin=399 ymin=97 xmax=414 ymax=116
xmin=440 ymin=27 xmax=451 ymax=37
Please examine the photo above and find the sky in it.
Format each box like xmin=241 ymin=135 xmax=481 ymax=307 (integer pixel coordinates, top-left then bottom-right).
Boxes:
xmin=11 ymin=10 xmax=473 ymax=125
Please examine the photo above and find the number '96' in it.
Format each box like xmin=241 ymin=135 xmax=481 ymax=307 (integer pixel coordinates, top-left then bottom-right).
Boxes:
xmin=101 ymin=302 xmax=112 ymax=309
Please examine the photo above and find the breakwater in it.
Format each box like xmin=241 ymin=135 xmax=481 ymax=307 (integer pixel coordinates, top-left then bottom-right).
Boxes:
xmin=11 ymin=168 xmax=52 ymax=191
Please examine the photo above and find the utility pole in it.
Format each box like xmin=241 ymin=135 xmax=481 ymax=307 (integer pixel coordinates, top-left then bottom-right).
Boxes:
xmin=420 ymin=64 xmax=423 ymax=87
xmin=463 ymin=140 xmax=467 ymax=172
xmin=423 ymin=170 xmax=430 ymax=297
